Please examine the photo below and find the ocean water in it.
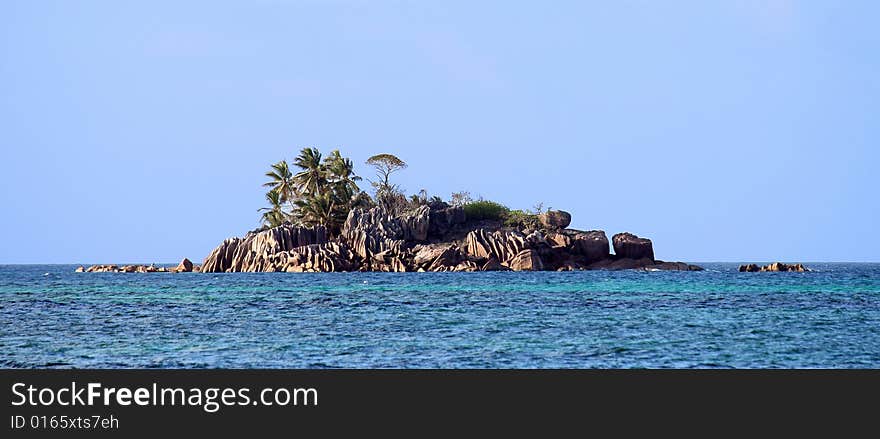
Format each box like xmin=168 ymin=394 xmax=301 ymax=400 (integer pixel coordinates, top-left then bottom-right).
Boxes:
xmin=1 ymin=263 xmax=879 ymax=368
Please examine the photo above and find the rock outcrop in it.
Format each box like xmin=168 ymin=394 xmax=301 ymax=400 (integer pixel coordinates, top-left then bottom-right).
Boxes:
xmin=568 ymin=230 xmax=610 ymax=263
xmin=612 ymin=232 xmax=655 ymax=261
xmin=201 ymin=224 xmax=328 ymax=272
xmin=83 ymin=204 xmax=702 ymax=273
xmin=340 ymin=206 xmax=429 ymax=263
xmin=463 ymin=229 xmax=529 ymax=263
xmin=538 ymin=210 xmax=572 ymax=230
xmin=175 ymin=258 xmax=193 ymax=272
xmin=427 ymin=205 xmax=466 ymax=238
xmin=196 ymin=206 xmax=699 ymax=273
xmin=505 ymin=249 xmax=544 ymax=271
xmin=82 ymin=263 xmax=186 ymax=273
xmin=739 ymin=262 xmax=809 ymax=272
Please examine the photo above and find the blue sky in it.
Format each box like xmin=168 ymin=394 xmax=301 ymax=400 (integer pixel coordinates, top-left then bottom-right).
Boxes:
xmin=1 ymin=1 xmax=878 ymax=263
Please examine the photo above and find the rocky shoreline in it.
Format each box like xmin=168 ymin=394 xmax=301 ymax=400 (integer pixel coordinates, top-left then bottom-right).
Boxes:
xmin=738 ymin=262 xmax=810 ymax=272
xmin=195 ymin=205 xmax=703 ymax=273
xmin=76 ymin=205 xmax=817 ymax=274
xmin=78 ymin=258 xmax=198 ymax=273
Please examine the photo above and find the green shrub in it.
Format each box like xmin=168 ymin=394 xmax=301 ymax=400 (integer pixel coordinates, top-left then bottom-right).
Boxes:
xmin=463 ymin=200 xmax=509 ymax=221
xmin=503 ymin=209 xmax=541 ymax=230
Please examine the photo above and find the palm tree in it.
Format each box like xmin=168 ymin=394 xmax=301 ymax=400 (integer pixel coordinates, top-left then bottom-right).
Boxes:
xmin=258 ymin=189 xmax=286 ymax=228
xmin=260 ymin=148 xmax=364 ymax=233
xmin=294 ymin=191 xmax=338 ymax=230
xmin=325 ymin=149 xmax=361 ymax=205
xmin=292 ymin=147 xmax=326 ymax=196
xmin=263 ymin=160 xmax=296 ymax=212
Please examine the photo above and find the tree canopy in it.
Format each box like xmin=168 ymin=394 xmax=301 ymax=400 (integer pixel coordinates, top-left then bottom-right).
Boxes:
xmin=365 ymin=153 xmax=407 ymax=187
xmin=259 ymin=147 xmax=368 ymax=235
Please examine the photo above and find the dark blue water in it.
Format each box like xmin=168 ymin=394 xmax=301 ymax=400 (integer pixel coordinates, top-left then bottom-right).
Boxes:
xmin=1 ymin=264 xmax=879 ymax=368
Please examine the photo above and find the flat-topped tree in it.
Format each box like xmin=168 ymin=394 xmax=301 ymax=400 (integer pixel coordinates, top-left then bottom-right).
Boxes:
xmin=366 ymin=153 xmax=408 ymax=214
xmin=366 ymin=153 xmax=407 ymax=188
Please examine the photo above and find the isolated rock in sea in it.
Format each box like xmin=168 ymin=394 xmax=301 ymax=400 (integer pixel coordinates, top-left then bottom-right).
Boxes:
xmin=739 ymin=262 xmax=809 ymax=272
xmin=612 ymin=232 xmax=655 ymax=261
xmin=175 ymin=258 xmax=193 ymax=272
xmin=538 ymin=210 xmax=572 ymax=230
xmin=75 ymin=266 xmax=85 ymax=272
xmin=648 ymin=261 xmax=704 ymax=271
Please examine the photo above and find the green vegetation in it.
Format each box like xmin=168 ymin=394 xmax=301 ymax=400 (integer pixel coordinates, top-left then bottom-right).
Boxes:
xmin=259 ymin=147 xmax=365 ymax=235
xmin=450 ymin=191 xmax=473 ymax=207
xmin=503 ymin=209 xmax=540 ymax=230
xmin=259 ymin=149 xmax=544 ymax=234
xmin=366 ymin=153 xmax=408 ymax=214
xmin=463 ymin=200 xmax=509 ymax=221
xmin=258 ymin=189 xmax=286 ymax=228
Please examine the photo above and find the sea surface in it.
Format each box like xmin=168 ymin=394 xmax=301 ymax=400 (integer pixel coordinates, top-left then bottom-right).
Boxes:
xmin=1 ymin=263 xmax=879 ymax=368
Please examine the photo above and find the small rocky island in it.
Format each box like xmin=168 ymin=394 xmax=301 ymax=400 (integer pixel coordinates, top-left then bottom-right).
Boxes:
xmin=738 ymin=262 xmax=810 ymax=272
xmin=199 ymin=205 xmax=703 ymax=273
xmin=80 ymin=148 xmax=705 ymax=273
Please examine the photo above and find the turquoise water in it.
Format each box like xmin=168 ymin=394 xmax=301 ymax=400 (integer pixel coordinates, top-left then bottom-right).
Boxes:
xmin=1 ymin=263 xmax=879 ymax=368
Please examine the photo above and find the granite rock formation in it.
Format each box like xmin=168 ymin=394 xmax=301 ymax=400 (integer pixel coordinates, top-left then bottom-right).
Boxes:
xmin=739 ymin=262 xmax=810 ymax=272
xmin=538 ymin=210 xmax=572 ymax=230
xmin=197 ymin=205 xmax=702 ymax=273
xmin=612 ymin=232 xmax=655 ymax=261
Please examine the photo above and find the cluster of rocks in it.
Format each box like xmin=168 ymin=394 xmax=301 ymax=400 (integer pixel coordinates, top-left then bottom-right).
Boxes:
xmin=200 ymin=224 xmax=328 ymax=273
xmin=739 ymin=262 xmax=810 ymax=272
xmin=76 ymin=258 xmax=198 ymax=273
xmin=199 ymin=205 xmax=703 ymax=273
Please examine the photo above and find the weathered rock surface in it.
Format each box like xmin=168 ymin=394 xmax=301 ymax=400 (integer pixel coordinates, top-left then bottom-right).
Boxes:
xmin=87 ymin=205 xmax=702 ymax=273
xmin=739 ymin=262 xmax=809 ymax=272
xmin=86 ymin=264 xmax=118 ymax=273
xmin=274 ymin=242 xmax=358 ymax=272
xmin=538 ymin=210 xmax=572 ymax=229
xmin=428 ymin=206 xmax=466 ymax=238
xmin=612 ymin=232 xmax=655 ymax=261
xmin=505 ymin=249 xmax=544 ymax=271
xmin=83 ymin=263 xmax=179 ymax=273
xmin=201 ymin=224 xmax=328 ymax=272
xmin=568 ymin=230 xmax=610 ymax=263
xmin=174 ymin=258 xmax=193 ymax=272
xmin=340 ymin=206 xmax=429 ymax=263
xmin=463 ymin=229 xmax=529 ymax=263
